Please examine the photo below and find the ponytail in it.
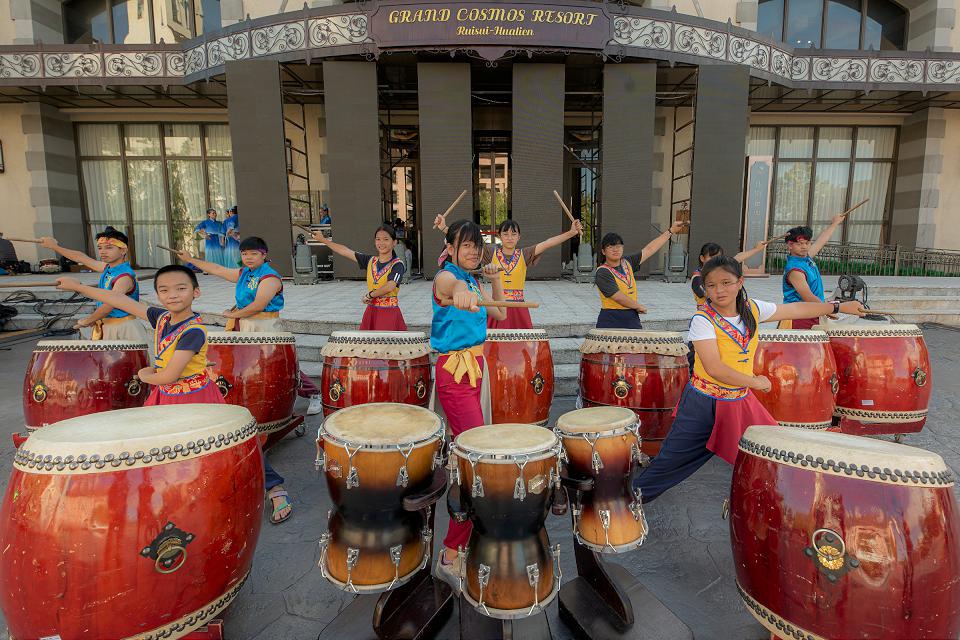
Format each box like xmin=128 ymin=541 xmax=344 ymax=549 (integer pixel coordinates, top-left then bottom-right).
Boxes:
xmin=735 ymin=286 xmax=756 ymax=339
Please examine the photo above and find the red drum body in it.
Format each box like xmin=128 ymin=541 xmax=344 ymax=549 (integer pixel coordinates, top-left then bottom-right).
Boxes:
xmin=824 ymin=324 xmax=932 ymax=436
xmin=0 ymin=405 xmax=264 ymax=640
xmin=320 ymin=331 xmax=432 ymax=416
xmin=731 ymin=425 xmax=960 ymax=640
xmin=578 ymin=330 xmax=689 ymax=456
xmin=753 ymin=330 xmax=838 ymax=430
xmin=483 ymin=329 xmax=554 ymax=425
xmin=22 ymin=340 xmax=149 ymax=430
xmin=206 ymin=332 xmax=298 ymax=437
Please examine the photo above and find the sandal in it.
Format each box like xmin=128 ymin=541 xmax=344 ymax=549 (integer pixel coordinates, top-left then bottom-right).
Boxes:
xmin=267 ymin=489 xmax=293 ymax=524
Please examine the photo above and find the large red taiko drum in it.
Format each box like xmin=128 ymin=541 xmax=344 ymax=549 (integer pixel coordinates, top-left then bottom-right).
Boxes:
xmin=823 ymin=324 xmax=932 ymax=436
xmin=0 ymin=404 xmax=264 ymax=640
xmin=483 ymin=328 xmax=554 ymax=425
xmin=730 ymin=425 xmax=960 ymax=640
xmin=578 ymin=330 xmax=689 ymax=456
xmin=753 ymin=329 xmax=838 ymax=430
xmin=22 ymin=339 xmax=149 ymax=431
xmin=320 ymin=331 xmax=432 ymax=416
xmin=206 ymin=331 xmax=299 ymax=438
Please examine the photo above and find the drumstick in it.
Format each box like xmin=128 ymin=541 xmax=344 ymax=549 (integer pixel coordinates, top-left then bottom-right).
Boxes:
xmin=5 ymin=237 xmax=42 ymax=244
xmin=439 ymin=190 xmax=468 ymax=223
xmin=468 ymin=267 xmax=503 ymax=275
xmin=552 ymin=190 xmax=576 ymax=225
xmin=156 ymin=244 xmax=179 ymax=254
xmin=439 ymin=300 xmax=539 ymax=309
xmin=294 ymin=223 xmax=314 ymax=235
xmin=0 ymin=280 xmax=60 ymax=288
xmin=839 ymin=198 xmax=869 ymax=218
xmin=763 ymin=233 xmax=788 ymax=244
xmin=863 ymin=309 xmax=897 ymax=315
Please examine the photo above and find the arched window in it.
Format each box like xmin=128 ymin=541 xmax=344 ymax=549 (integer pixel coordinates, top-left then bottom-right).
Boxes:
xmin=757 ymin=0 xmax=907 ymax=50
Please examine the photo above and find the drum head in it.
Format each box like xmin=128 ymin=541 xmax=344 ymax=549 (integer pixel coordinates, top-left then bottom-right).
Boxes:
xmin=556 ymin=406 xmax=637 ymax=434
xmin=580 ymin=330 xmax=687 ymax=356
xmin=322 ymin=331 xmax=431 ymax=359
xmin=207 ymin=331 xmax=295 ymax=344
xmin=323 ymin=403 xmax=442 ymax=446
xmin=822 ymin=324 xmax=922 ymax=338
xmin=741 ymin=425 xmax=951 ymax=484
xmin=35 ymin=339 xmax=148 ymax=351
xmin=456 ymin=424 xmax=558 ymax=457
xmin=758 ymin=329 xmax=829 ymax=343
xmin=328 ymin=330 xmax=428 ymax=342
xmin=16 ymin=405 xmax=257 ymax=473
xmin=485 ymin=329 xmax=549 ymax=341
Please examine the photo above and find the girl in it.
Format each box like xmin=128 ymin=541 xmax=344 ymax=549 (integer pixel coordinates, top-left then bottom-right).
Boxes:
xmin=39 ymin=227 xmax=147 ymax=342
xmin=633 ymin=256 xmax=864 ymax=503
xmin=435 ymin=215 xmax=583 ymax=329
xmin=312 ymin=225 xmax=408 ymax=330
xmin=430 ymin=220 xmax=504 ymax=587
xmin=690 ymin=241 xmax=768 ymax=308
xmin=594 ymin=221 xmax=687 ymax=329
xmin=194 ymin=209 xmax=225 ymax=267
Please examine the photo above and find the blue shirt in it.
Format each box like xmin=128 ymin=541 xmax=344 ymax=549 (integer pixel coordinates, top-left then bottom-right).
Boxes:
xmin=223 ymin=215 xmax=240 ymax=245
xmin=97 ymin=262 xmax=139 ymax=319
xmin=235 ymin=263 xmax=284 ymax=312
xmin=783 ymin=255 xmax=825 ymax=303
xmin=430 ymin=262 xmax=487 ymax=353
xmin=194 ymin=219 xmax=223 ymax=240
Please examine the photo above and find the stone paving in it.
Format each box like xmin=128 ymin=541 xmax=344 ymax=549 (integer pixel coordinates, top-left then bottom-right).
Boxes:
xmin=1 ymin=324 xmax=960 ymax=639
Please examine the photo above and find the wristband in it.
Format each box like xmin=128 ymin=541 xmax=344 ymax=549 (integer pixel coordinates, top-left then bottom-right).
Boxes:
xmin=832 ymin=300 xmax=840 ymax=315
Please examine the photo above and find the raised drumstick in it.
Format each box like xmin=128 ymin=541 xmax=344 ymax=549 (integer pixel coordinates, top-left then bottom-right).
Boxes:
xmin=763 ymin=233 xmax=788 ymax=244
xmin=839 ymin=198 xmax=870 ymax=218
xmin=5 ymin=237 xmax=42 ymax=244
xmin=439 ymin=190 xmax=468 ymax=224
xmin=482 ymin=301 xmax=538 ymax=308
xmin=552 ymin=190 xmax=576 ymax=224
xmin=156 ymin=244 xmax=179 ymax=254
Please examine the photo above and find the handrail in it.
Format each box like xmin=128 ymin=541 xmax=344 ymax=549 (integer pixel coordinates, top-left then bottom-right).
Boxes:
xmin=765 ymin=241 xmax=960 ymax=277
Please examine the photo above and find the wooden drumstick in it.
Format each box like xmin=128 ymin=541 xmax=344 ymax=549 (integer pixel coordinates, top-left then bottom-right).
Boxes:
xmin=552 ymin=190 xmax=576 ymax=224
xmin=468 ymin=267 xmax=503 ymax=275
xmin=440 ymin=299 xmax=539 ymax=309
xmin=0 ymin=280 xmax=60 ymax=288
xmin=763 ymin=233 xmax=788 ymax=244
xmin=156 ymin=244 xmax=179 ymax=254
xmin=439 ymin=190 xmax=468 ymax=223
xmin=863 ymin=309 xmax=897 ymax=315
xmin=839 ymin=198 xmax=870 ymax=218
xmin=5 ymin=237 xmax=42 ymax=244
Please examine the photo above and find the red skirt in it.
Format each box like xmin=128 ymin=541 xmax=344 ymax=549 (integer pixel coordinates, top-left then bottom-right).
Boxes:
xmin=487 ymin=306 xmax=533 ymax=329
xmin=779 ymin=317 xmax=818 ymax=330
xmin=360 ymin=306 xmax=407 ymax=331
xmin=145 ymin=380 xmax=226 ymax=406
xmin=704 ymin=391 xmax=777 ymax=464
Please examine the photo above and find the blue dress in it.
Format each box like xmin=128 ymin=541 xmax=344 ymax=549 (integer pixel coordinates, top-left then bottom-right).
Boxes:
xmin=195 ymin=219 xmax=224 ymax=266
xmin=223 ymin=214 xmax=240 ymax=267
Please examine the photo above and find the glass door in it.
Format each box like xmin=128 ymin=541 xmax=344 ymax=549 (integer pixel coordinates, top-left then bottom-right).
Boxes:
xmin=473 ymin=133 xmax=511 ymax=245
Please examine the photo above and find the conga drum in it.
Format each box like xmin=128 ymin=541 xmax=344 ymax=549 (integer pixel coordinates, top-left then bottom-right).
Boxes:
xmin=823 ymin=324 xmax=932 ymax=436
xmin=317 ymin=403 xmax=444 ymax=593
xmin=483 ymin=329 xmax=555 ymax=425
xmin=731 ymin=425 xmax=960 ymax=640
xmin=452 ymin=424 xmax=562 ymax=619
xmin=578 ymin=330 xmax=689 ymax=456
xmin=555 ymin=407 xmax=647 ymax=553
xmin=320 ymin=331 xmax=432 ymax=416
xmin=22 ymin=339 xmax=149 ymax=431
xmin=206 ymin=331 xmax=298 ymax=436
xmin=0 ymin=404 xmax=263 ymax=639
xmin=753 ymin=329 xmax=838 ymax=430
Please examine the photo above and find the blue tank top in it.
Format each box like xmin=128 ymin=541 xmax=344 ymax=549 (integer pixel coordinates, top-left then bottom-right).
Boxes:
xmin=98 ymin=262 xmax=139 ymax=319
xmin=235 ymin=263 xmax=284 ymax=312
xmin=431 ymin=262 xmax=487 ymax=353
xmin=783 ymin=255 xmax=825 ymax=303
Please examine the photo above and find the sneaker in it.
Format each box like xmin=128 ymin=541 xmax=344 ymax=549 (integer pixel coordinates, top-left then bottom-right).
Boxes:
xmin=307 ymin=394 xmax=323 ymax=416
xmin=433 ymin=553 xmax=461 ymax=592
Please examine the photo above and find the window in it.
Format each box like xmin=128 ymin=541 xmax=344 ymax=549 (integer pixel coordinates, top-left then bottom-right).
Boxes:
xmin=77 ymin=122 xmax=235 ymax=268
xmin=64 ymin=0 xmax=220 ymax=44
xmin=757 ymin=0 xmax=907 ymax=50
xmin=749 ymin=125 xmax=897 ymax=246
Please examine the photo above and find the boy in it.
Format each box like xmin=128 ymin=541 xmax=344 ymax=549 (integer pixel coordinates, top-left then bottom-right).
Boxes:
xmin=781 ymin=213 xmax=845 ymax=329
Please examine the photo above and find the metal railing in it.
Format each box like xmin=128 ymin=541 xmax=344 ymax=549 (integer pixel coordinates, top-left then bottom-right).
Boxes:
xmin=765 ymin=241 xmax=960 ymax=277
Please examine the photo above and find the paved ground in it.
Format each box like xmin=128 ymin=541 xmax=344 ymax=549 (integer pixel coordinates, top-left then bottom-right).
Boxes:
xmin=1 ymin=324 xmax=959 ymax=639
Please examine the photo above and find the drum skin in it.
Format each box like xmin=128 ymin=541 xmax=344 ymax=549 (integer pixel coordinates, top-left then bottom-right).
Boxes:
xmin=206 ymin=335 xmax=298 ymax=429
xmin=22 ymin=343 xmax=148 ymax=430
xmin=827 ymin=329 xmax=932 ymax=435
xmin=579 ymin=352 xmax=688 ymax=455
xmin=483 ymin=333 xmax=555 ymax=425
xmin=753 ymin=334 xmax=838 ymax=429
xmin=0 ymin=409 xmax=264 ymax=639
xmin=731 ymin=440 xmax=960 ymax=639
xmin=321 ymin=355 xmax=431 ymax=416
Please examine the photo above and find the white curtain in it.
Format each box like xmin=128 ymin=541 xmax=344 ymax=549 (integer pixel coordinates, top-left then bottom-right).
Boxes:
xmin=748 ymin=126 xmax=776 ymax=156
xmin=78 ymin=124 xmax=120 ymax=156
xmin=817 ymin=127 xmax=853 ymax=158
xmin=204 ymin=124 xmax=232 ymax=157
xmin=128 ymin=160 xmax=166 ymax=222
xmin=166 ymin=159 xmax=205 ymax=225
xmin=81 ymin=160 xmax=126 ymax=222
xmin=124 ymin=124 xmax=160 ymax=156
xmin=777 ymin=126 xmax=814 ymax=158
xmin=773 ymin=161 xmax=811 ymax=227
xmin=856 ymin=127 xmax=896 ymax=158
xmin=206 ymin=160 xmax=235 ymax=212
xmin=812 ymin=162 xmax=850 ymax=224
xmin=163 ymin=123 xmax=201 ymax=156
xmin=133 ymin=224 xmax=171 ymax=268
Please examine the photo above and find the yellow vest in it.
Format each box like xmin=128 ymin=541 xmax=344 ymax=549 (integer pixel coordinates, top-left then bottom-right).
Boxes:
xmin=153 ymin=312 xmax=209 ymax=381
xmin=367 ymin=257 xmax=401 ymax=307
xmin=597 ymin=260 xmax=637 ymax=310
xmin=691 ymin=300 xmax=760 ymax=399
xmin=493 ymin=248 xmax=528 ymax=301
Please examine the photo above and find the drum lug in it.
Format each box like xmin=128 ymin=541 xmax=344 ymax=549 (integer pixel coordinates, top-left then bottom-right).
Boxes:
xmin=631 ymin=442 xmax=643 ymax=464
xmin=346 ymin=466 xmax=360 ymax=489
xmin=345 ymin=547 xmax=360 ymax=593
xmin=526 ymin=563 xmax=542 ymax=616
xmin=387 ymin=544 xmax=403 ymax=590
xmin=314 ymin=438 xmax=326 ymax=472
xmin=805 ymin=528 xmax=859 ymax=583
xmin=31 ymin=382 xmax=47 ymax=404
xmin=449 ymin=464 xmax=461 ymax=486
xmin=140 ymin=521 xmax=194 ymax=574
xmin=630 ymin=488 xmax=644 ymax=521
xmin=126 ymin=376 xmax=143 ymax=397
xmin=477 ymin=563 xmax=492 ymax=616
xmin=612 ymin=376 xmax=632 ymax=400
xmin=329 ymin=378 xmax=344 ymax=402
xmin=431 ymin=449 xmax=444 ymax=471
xmin=913 ymin=367 xmax=928 ymax=387
xmin=471 ymin=473 xmax=484 ymax=498
xmin=415 ymin=378 xmax=427 ymax=400
xmin=599 ymin=509 xmax=615 ymax=552
xmin=513 ymin=456 xmax=530 ymax=501
xmin=396 ymin=443 xmax=415 ymax=488
xmin=591 ymin=450 xmax=604 ymax=472
xmin=317 ymin=531 xmax=331 ymax=579
xmin=456 ymin=546 xmax=468 ymax=595
xmin=530 ymin=371 xmax=546 ymax=395
xmin=551 ymin=544 xmax=562 ymax=583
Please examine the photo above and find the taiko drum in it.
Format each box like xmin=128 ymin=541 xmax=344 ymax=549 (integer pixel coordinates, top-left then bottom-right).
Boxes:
xmin=483 ymin=329 xmax=555 ymax=425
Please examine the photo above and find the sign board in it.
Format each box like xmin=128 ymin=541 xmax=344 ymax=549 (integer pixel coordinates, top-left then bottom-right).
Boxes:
xmin=742 ymin=155 xmax=773 ymax=276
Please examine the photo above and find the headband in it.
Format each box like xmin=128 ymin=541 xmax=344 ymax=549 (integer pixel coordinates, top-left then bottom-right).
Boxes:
xmin=97 ymin=238 xmax=127 ymax=250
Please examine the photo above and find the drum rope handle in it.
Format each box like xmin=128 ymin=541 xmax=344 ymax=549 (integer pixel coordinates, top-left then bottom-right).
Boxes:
xmin=526 ymin=563 xmax=541 ymax=617
xmin=395 ymin=442 xmax=415 ymax=488
xmin=513 ymin=455 xmax=530 ymax=501
xmin=343 ymin=442 xmax=363 ymax=490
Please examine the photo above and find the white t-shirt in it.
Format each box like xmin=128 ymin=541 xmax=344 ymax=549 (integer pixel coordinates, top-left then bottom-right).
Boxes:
xmin=688 ymin=299 xmax=778 ymax=342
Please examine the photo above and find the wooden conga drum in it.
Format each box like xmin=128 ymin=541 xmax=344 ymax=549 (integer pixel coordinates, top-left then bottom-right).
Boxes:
xmin=731 ymin=425 xmax=960 ymax=640
xmin=206 ymin=331 xmax=298 ymax=437
xmin=320 ymin=331 xmax=432 ymax=416
xmin=754 ymin=329 xmax=838 ymax=430
xmin=22 ymin=339 xmax=149 ymax=431
xmin=824 ymin=324 xmax=932 ymax=436
xmin=578 ymin=330 xmax=689 ymax=456
xmin=317 ymin=403 xmax=443 ymax=593
xmin=452 ymin=424 xmax=562 ymax=619
xmin=483 ymin=329 xmax=555 ymax=425
xmin=555 ymin=406 xmax=647 ymax=553
xmin=0 ymin=404 xmax=263 ymax=639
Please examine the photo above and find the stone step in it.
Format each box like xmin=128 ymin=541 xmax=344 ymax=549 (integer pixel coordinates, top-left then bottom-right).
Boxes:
xmin=867 ymin=295 xmax=960 ymax=312
xmin=868 ymin=285 xmax=960 ymax=297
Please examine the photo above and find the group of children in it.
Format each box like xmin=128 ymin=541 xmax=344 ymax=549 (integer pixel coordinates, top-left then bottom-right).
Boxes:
xmin=41 ymin=209 xmax=863 ymax=588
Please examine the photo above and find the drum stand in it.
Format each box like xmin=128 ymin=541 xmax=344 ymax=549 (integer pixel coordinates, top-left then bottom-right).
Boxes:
xmin=318 ymin=469 xmax=454 ymax=640
xmin=260 ymin=414 xmax=306 ymax=451
xmin=558 ymin=475 xmax=693 ymax=640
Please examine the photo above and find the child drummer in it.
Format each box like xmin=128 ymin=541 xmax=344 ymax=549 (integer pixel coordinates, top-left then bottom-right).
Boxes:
xmin=177 ymin=236 xmax=322 ymax=416
xmin=56 ymin=265 xmax=296 ymax=525
xmin=39 ymin=227 xmax=147 ymax=342
xmin=780 ymin=213 xmax=845 ymax=329
xmin=430 ymin=220 xmax=505 ymax=588
xmin=632 ymin=256 xmax=865 ymax=503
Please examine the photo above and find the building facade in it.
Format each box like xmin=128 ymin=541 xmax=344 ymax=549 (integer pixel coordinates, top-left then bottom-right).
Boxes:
xmin=1 ymin=0 xmax=959 ymax=277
